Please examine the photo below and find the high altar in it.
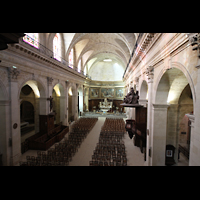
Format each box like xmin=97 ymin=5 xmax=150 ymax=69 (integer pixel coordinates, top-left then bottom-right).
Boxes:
xmin=99 ymin=98 xmax=113 ymax=113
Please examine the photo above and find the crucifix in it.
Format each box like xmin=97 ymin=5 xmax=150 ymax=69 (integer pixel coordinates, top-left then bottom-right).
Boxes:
xmin=47 ymin=96 xmax=53 ymax=113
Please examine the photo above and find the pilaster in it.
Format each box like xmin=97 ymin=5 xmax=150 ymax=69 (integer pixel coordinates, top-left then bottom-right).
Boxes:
xmin=151 ymin=104 xmax=169 ymax=166
xmin=8 ymin=67 xmax=21 ymax=166
xmin=188 ymin=34 xmax=200 ymax=165
xmin=145 ymin=66 xmax=154 ymax=165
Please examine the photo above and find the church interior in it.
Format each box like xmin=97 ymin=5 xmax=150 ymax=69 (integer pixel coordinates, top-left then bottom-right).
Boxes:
xmin=0 ymin=33 xmax=199 ymax=166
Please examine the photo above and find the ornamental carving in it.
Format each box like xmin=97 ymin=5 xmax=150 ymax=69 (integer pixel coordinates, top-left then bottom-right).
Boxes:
xmin=8 ymin=67 xmax=20 ymax=80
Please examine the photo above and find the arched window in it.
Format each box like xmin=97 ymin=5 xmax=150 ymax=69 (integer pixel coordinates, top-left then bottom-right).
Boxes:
xmin=53 ymin=33 xmax=61 ymax=61
xmin=23 ymin=33 xmax=39 ymax=48
xmin=78 ymin=59 xmax=81 ymax=73
xmin=69 ymin=48 xmax=73 ymax=68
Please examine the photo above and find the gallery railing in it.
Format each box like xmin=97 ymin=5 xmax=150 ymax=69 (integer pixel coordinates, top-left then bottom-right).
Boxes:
xmin=123 ymin=33 xmax=144 ymax=78
xmin=20 ymin=35 xmax=91 ymax=79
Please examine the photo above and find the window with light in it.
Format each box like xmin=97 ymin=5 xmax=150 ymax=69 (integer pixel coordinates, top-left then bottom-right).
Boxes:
xmin=23 ymin=33 xmax=39 ymax=48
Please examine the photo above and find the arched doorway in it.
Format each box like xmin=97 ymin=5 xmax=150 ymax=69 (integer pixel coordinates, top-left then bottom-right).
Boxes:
xmin=20 ymin=101 xmax=35 ymax=136
xmin=20 ymin=84 xmax=37 ymax=153
xmin=154 ymin=67 xmax=194 ymax=165
xmin=52 ymin=83 xmax=65 ymax=124
xmin=140 ymin=80 xmax=148 ymax=100
xmin=19 ymin=79 xmax=46 ymax=154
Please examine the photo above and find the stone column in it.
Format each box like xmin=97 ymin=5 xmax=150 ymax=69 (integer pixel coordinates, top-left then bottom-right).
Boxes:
xmin=39 ymin=97 xmax=48 ymax=115
xmin=145 ymin=66 xmax=154 ymax=165
xmin=151 ymin=104 xmax=169 ymax=166
xmin=189 ymin=64 xmax=200 ymax=165
xmin=8 ymin=67 xmax=21 ymax=166
xmin=134 ymin=77 xmax=139 ymax=92
xmin=84 ymin=87 xmax=89 ymax=112
xmin=167 ymin=104 xmax=179 ymax=165
xmin=72 ymin=85 xmax=78 ymax=121
xmin=185 ymin=114 xmax=195 ymax=165
xmin=35 ymin=97 xmax=40 ymax=133
xmin=188 ymin=33 xmax=200 ymax=165
xmin=0 ymin=100 xmax=10 ymax=166
xmin=60 ymin=96 xmax=66 ymax=125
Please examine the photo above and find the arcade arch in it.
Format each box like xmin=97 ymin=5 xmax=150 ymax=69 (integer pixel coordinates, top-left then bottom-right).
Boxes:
xmin=140 ymin=80 xmax=148 ymax=100
xmin=52 ymin=83 xmax=65 ymax=124
xmin=153 ymin=66 xmax=194 ymax=165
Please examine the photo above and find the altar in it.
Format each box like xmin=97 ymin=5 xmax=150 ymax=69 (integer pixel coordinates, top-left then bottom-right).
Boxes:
xmin=99 ymin=98 xmax=112 ymax=114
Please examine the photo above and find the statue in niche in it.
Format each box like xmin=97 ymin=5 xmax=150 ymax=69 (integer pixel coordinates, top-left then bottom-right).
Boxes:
xmin=123 ymin=87 xmax=139 ymax=104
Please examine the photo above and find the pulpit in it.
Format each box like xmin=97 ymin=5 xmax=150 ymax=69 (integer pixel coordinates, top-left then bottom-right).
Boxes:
xmin=121 ymin=88 xmax=147 ymax=161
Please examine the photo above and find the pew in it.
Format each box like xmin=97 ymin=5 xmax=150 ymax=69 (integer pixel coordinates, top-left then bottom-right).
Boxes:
xmin=26 ymin=114 xmax=69 ymax=151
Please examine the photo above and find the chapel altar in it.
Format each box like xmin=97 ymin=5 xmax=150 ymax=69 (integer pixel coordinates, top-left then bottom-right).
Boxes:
xmin=99 ymin=98 xmax=113 ymax=113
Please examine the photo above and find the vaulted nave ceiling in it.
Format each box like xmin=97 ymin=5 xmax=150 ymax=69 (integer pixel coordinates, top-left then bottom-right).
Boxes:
xmin=64 ymin=33 xmax=138 ymax=80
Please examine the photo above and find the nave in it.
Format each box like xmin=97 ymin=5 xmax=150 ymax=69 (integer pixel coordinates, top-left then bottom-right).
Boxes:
xmin=18 ymin=117 xmax=145 ymax=166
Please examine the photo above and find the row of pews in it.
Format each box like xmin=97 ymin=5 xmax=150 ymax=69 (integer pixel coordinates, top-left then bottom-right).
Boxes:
xmin=20 ymin=117 xmax=98 ymax=166
xmin=90 ymin=118 xmax=127 ymax=166
xmin=26 ymin=114 xmax=69 ymax=151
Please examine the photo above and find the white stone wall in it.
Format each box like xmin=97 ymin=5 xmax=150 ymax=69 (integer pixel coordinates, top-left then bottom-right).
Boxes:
xmin=0 ymin=35 xmax=85 ymax=166
xmin=124 ymin=33 xmax=199 ymax=166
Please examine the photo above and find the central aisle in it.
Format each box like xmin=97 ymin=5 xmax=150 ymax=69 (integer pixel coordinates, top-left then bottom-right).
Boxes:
xmin=68 ymin=117 xmax=106 ymax=166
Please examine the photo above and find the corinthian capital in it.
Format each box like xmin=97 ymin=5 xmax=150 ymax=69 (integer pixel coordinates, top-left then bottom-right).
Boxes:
xmin=8 ymin=67 xmax=20 ymax=80
xmin=145 ymin=65 xmax=154 ymax=81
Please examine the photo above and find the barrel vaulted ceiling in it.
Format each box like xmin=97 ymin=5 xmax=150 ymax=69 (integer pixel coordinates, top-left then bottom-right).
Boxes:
xmin=64 ymin=33 xmax=139 ymax=73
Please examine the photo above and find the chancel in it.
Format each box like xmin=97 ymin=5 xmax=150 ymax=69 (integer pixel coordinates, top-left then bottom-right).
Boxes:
xmin=0 ymin=33 xmax=199 ymax=166
xmin=99 ymin=98 xmax=113 ymax=114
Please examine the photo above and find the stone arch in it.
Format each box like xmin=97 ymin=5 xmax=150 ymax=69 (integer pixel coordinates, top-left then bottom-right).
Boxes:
xmin=153 ymin=62 xmax=196 ymax=109
xmin=52 ymin=82 xmax=65 ymax=97
xmin=139 ymin=79 xmax=148 ymax=100
xmin=52 ymin=82 xmax=66 ymax=124
xmin=18 ymin=77 xmax=46 ymax=99
xmin=153 ymin=63 xmax=195 ymax=165
xmin=18 ymin=77 xmax=47 ymax=135
xmin=67 ymin=82 xmax=76 ymax=94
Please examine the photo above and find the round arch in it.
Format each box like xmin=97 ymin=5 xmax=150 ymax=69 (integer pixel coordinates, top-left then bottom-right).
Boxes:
xmin=153 ymin=62 xmax=196 ymax=110
xmin=139 ymin=79 xmax=148 ymax=100
xmin=18 ymin=77 xmax=46 ymax=100
xmin=52 ymin=82 xmax=65 ymax=97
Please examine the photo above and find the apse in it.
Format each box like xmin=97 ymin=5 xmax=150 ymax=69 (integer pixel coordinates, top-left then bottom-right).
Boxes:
xmin=88 ymin=61 xmax=124 ymax=81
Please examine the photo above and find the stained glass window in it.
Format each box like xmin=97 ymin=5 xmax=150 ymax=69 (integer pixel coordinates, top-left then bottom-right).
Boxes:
xmin=69 ymin=48 xmax=73 ymax=68
xmin=23 ymin=33 xmax=39 ymax=48
xmin=78 ymin=59 xmax=81 ymax=73
xmin=53 ymin=33 xmax=61 ymax=61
